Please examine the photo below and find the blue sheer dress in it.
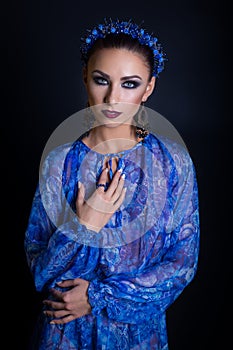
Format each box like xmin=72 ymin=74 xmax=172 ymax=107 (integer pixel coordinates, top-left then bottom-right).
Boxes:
xmin=24 ymin=133 xmax=200 ymax=349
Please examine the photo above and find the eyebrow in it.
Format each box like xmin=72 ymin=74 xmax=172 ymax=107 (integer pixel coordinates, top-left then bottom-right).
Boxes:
xmin=92 ymin=70 xmax=142 ymax=81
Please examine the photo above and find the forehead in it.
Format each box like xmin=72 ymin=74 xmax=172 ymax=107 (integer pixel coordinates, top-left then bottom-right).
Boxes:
xmin=87 ymin=48 xmax=150 ymax=77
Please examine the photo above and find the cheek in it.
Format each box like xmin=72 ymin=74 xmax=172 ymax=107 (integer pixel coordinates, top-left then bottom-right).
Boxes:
xmin=87 ymin=84 xmax=104 ymax=103
xmin=123 ymin=90 xmax=146 ymax=104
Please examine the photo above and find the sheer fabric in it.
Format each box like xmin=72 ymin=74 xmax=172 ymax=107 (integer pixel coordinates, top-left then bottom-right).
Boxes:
xmin=25 ymin=133 xmax=200 ymax=349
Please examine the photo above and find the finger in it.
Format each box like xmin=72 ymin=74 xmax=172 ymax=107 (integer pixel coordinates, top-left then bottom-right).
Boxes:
xmin=48 ymin=288 xmax=64 ymax=300
xmin=56 ymin=278 xmax=84 ymax=288
xmin=76 ymin=182 xmax=85 ymax=205
xmin=43 ymin=300 xmax=64 ymax=310
xmin=105 ymin=169 xmax=123 ymax=197
xmin=114 ymin=187 xmax=127 ymax=209
xmin=56 ymin=279 xmax=78 ymax=288
xmin=111 ymin=173 xmax=126 ymax=203
xmin=44 ymin=309 xmax=68 ymax=319
xmin=96 ymin=168 xmax=109 ymax=192
xmin=50 ymin=314 xmax=75 ymax=324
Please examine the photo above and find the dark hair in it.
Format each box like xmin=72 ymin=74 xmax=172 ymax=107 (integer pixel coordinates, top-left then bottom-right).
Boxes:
xmin=84 ymin=33 xmax=155 ymax=79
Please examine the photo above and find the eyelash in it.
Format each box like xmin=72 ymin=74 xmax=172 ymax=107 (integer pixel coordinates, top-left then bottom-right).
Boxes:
xmin=93 ymin=77 xmax=140 ymax=89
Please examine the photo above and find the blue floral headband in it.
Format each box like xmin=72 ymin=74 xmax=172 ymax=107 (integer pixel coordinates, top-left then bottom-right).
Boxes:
xmin=80 ymin=18 xmax=166 ymax=77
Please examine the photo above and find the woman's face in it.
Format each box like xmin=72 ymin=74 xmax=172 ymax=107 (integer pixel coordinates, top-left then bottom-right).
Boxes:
xmin=83 ymin=48 xmax=155 ymax=127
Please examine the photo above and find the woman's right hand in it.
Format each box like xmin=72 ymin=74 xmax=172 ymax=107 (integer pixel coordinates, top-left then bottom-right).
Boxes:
xmin=76 ymin=168 xmax=126 ymax=232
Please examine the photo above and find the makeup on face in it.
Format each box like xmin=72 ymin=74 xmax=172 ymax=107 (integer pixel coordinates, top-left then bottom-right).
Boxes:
xmin=85 ymin=48 xmax=154 ymax=107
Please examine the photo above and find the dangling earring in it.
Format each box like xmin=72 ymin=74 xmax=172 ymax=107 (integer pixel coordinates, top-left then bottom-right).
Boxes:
xmin=135 ymin=102 xmax=150 ymax=139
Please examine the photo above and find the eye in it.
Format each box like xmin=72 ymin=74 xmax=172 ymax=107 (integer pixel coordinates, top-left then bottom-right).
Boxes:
xmin=93 ymin=76 xmax=109 ymax=85
xmin=122 ymin=81 xmax=140 ymax=89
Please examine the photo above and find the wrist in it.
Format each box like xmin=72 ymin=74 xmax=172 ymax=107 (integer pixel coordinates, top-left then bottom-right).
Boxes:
xmin=77 ymin=217 xmax=101 ymax=233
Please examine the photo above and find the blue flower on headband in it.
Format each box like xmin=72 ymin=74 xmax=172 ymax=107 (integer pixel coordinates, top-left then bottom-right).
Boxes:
xmin=80 ymin=18 xmax=166 ymax=77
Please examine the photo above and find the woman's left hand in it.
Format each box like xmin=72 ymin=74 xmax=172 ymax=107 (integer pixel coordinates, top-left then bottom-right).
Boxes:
xmin=43 ymin=278 xmax=91 ymax=324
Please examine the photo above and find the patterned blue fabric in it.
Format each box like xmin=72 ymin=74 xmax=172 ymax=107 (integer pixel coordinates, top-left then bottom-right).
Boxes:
xmin=24 ymin=133 xmax=200 ymax=349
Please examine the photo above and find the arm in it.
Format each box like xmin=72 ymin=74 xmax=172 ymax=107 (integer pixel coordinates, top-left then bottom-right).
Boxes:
xmin=24 ymin=142 xmax=128 ymax=324
xmin=24 ymin=183 xmax=101 ymax=292
xmin=24 ymin=143 xmax=102 ymax=292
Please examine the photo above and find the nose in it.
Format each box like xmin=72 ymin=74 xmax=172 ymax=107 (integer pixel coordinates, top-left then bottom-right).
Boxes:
xmin=103 ymin=84 xmax=119 ymax=104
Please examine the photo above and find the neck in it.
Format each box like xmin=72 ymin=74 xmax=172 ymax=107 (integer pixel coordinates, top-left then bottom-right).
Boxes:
xmin=85 ymin=124 xmax=139 ymax=154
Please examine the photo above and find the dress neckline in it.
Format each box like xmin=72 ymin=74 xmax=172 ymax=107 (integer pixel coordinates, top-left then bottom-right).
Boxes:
xmin=78 ymin=133 xmax=149 ymax=157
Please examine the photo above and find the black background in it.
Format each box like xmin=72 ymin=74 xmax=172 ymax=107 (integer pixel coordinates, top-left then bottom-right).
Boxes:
xmin=3 ymin=1 xmax=230 ymax=349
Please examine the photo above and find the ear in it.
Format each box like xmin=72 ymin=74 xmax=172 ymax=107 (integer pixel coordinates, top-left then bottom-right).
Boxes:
xmin=83 ymin=66 xmax=87 ymax=85
xmin=142 ymin=76 xmax=156 ymax=102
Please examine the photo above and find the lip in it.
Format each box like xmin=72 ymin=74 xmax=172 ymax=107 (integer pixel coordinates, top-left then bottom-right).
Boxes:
xmin=101 ymin=109 xmax=122 ymax=119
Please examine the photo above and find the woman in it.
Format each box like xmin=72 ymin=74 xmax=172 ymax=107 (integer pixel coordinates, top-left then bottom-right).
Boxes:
xmin=25 ymin=18 xmax=200 ymax=349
